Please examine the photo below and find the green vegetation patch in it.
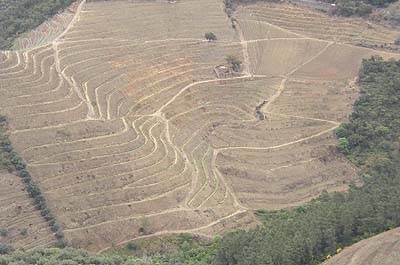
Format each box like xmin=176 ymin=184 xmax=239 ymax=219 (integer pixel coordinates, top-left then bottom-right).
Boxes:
xmin=0 ymin=248 xmax=148 ymax=265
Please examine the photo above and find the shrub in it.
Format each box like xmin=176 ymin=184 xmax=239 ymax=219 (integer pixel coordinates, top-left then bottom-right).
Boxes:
xmin=0 ymin=116 xmax=6 ymax=124
xmin=50 ymin=223 xmax=60 ymax=232
xmin=337 ymin=137 xmax=350 ymax=154
xmin=0 ymin=244 xmax=12 ymax=254
xmin=34 ymin=195 xmax=46 ymax=209
xmin=205 ymin=32 xmax=217 ymax=41
xmin=126 ymin=242 xmax=138 ymax=251
xmin=27 ymin=184 xmax=41 ymax=198
xmin=20 ymin=228 xmax=28 ymax=236
xmin=54 ymin=239 xmax=67 ymax=248
xmin=17 ymin=170 xmax=31 ymax=179
xmin=10 ymin=153 xmax=26 ymax=170
xmin=55 ymin=230 xmax=64 ymax=239
xmin=40 ymin=208 xmax=51 ymax=217
xmin=0 ymin=228 xmax=7 ymax=237
xmin=226 ymin=55 xmax=242 ymax=72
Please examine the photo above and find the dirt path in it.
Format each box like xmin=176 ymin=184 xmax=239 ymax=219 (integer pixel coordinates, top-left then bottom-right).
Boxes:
xmin=262 ymin=41 xmax=333 ymax=113
xmin=217 ymin=125 xmax=338 ymax=151
xmin=97 ymin=209 xmax=246 ymax=253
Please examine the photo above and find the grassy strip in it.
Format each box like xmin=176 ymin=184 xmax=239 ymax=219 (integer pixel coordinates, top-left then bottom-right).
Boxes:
xmin=0 ymin=116 xmax=66 ymax=250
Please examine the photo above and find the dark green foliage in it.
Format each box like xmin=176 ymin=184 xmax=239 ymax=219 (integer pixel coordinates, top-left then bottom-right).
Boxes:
xmin=226 ymin=0 xmax=397 ymax=17
xmin=334 ymin=0 xmax=373 ymax=16
xmin=55 ymin=230 xmax=64 ymax=239
xmin=0 ymin=228 xmax=7 ymax=237
xmin=0 ymin=0 xmax=75 ymax=49
xmin=50 ymin=223 xmax=61 ymax=233
xmin=211 ymin=56 xmax=400 ymax=265
xmin=126 ymin=242 xmax=138 ymax=251
xmin=0 ymin=118 xmax=13 ymax=171
xmin=226 ymin=55 xmax=242 ymax=72
xmin=337 ymin=56 xmax=400 ymax=166
xmin=0 ymin=248 xmax=149 ymax=265
xmin=149 ymin=234 xmax=221 ymax=265
xmin=205 ymin=32 xmax=217 ymax=41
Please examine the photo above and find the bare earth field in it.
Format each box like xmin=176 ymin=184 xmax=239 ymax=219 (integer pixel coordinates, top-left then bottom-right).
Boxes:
xmin=1 ymin=0 xmax=399 ymax=251
xmin=323 ymin=228 xmax=400 ymax=265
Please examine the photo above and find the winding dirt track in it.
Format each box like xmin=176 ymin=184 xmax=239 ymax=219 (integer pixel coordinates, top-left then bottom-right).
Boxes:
xmin=1 ymin=0 xmax=399 ymax=251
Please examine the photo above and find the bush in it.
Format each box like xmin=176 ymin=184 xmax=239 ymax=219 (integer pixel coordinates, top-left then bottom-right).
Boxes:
xmin=226 ymin=55 xmax=242 ymax=72
xmin=20 ymin=228 xmax=28 ymax=236
xmin=34 ymin=195 xmax=46 ymax=209
xmin=126 ymin=242 xmax=138 ymax=251
xmin=0 ymin=244 xmax=12 ymax=255
xmin=0 ymin=116 xmax=6 ymax=124
xmin=0 ymin=228 xmax=7 ymax=237
xmin=337 ymin=137 xmax=350 ymax=154
xmin=10 ymin=153 xmax=26 ymax=170
xmin=40 ymin=208 xmax=51 ymax=218
xmin=27 ymin=184 xmax=41 ymax=198
xmin=55 ymin=230 xmax=64 ymax=239
xmin=50 ymin=223 xmax=60 ymax=232
xmin=205 ymin=32 xmax=217 ymax=41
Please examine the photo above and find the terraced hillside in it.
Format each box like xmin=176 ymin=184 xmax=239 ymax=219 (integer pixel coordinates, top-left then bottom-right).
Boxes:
xmin=0 ymin=0 xmax=399 ymax=251
xmin=13 ymin=1 xmax=82 ymax=50
xmin=323 ymin=228 xmax=400 ymax=265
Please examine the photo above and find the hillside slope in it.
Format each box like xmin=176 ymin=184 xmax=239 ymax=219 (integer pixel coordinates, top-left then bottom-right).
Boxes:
xmin=1 ymin=0 xmax=400 ymax=252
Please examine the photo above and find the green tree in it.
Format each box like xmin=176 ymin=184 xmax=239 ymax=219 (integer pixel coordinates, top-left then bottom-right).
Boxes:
xmin=205 ymin=32 xmax=217 ymax=41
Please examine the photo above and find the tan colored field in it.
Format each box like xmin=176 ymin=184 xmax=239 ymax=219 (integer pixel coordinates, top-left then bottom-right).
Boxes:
xmin=323 ymin=228 xmax=400 ymax=265
xmin=1 ymin=0 xmax=399 ymax=251
xmin=0 ymin=172 xmax=55 ymax=249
